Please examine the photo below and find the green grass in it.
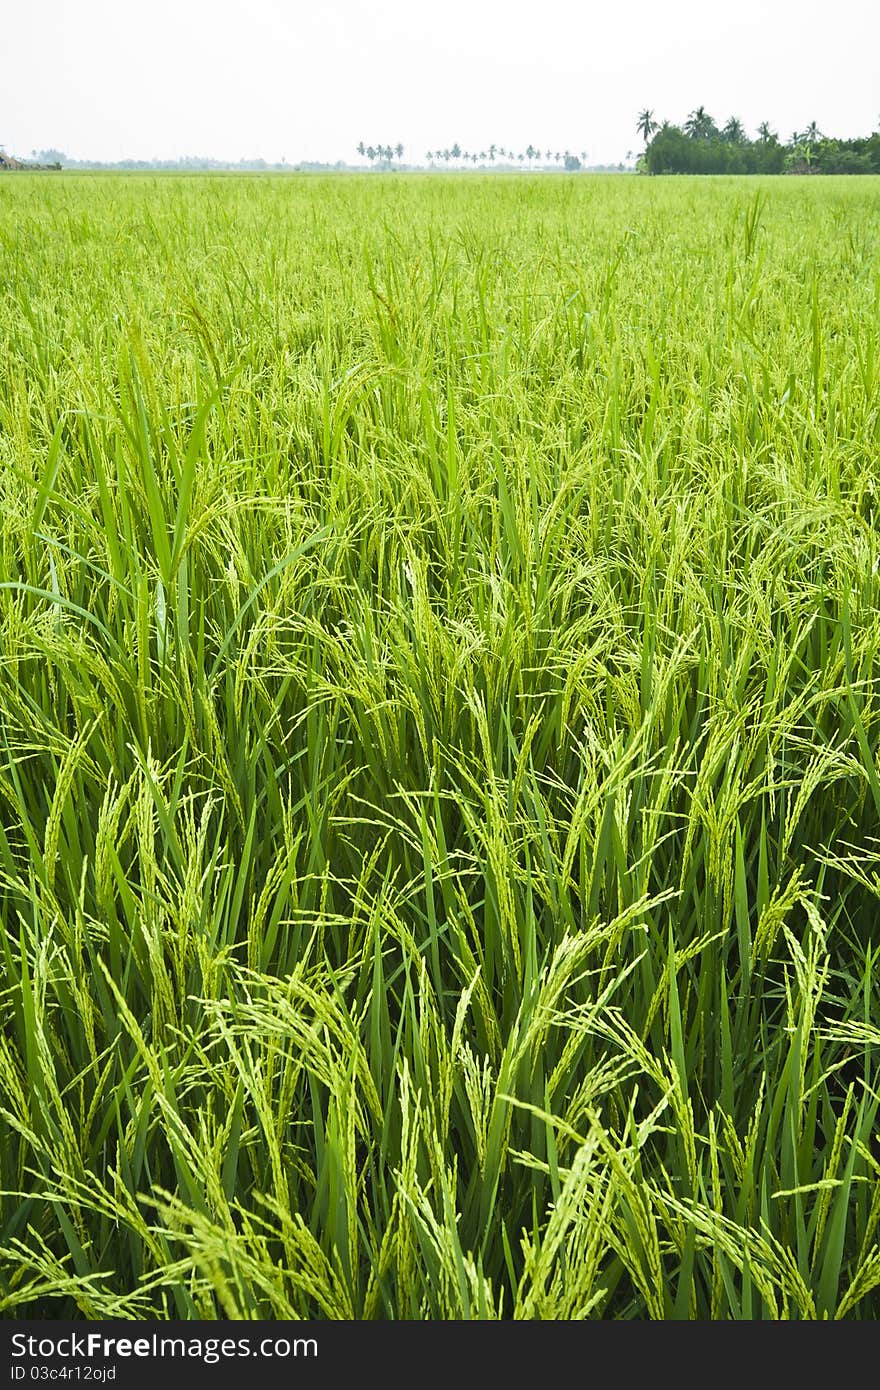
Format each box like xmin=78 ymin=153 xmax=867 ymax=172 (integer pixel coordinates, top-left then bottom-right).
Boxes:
xmin=1 ymin=171 xmax=880 ymax=1319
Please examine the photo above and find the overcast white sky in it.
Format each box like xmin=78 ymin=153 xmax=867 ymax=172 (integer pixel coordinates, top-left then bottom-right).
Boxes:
xmin=4 ymin=0 xmax=878 ymax=165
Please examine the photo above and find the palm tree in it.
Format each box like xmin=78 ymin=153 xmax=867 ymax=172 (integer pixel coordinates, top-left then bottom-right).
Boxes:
xmin=395 ymin=142 xmax=404 ymax=161
xmin=684 ymin=106 xmax=716 ymax=140
xmin=489 ymin=144 xmax=497 ymax=162
xmin=636 ymin=109 xmax=658 ymax=144
xmin=722 ymin=116 xmax=745 ymax=144
xmin=451 ymin=142 xmax=461 ymax=164
xmin=803 ymin=121 xmax=822 ymax=145
xmin=357 ymin=141 xmax=366 ymax=158
xmin=580 ymin=149 xmax=588 ymax=164
xmin=756 ymin=122 xmax=776 ymax=144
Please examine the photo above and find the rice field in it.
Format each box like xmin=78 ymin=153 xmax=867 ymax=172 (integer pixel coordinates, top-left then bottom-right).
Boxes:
xmin=1 ymin=171 xmax=880 ymax=1320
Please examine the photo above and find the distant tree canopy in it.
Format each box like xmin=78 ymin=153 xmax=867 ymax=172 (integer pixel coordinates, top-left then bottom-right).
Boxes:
xmin=642 ymin=112 xmax=880 ymax=174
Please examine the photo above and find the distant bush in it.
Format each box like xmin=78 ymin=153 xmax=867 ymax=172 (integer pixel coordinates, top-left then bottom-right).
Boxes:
xmin=646 ymin=125 xmax=786 ymax=175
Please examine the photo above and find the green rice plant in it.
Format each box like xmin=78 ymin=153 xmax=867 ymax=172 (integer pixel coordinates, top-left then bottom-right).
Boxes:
xmin=1 ymin=171 xmax=880 ymax=1318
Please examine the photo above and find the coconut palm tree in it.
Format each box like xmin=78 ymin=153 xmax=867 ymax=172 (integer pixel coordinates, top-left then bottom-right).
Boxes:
xmin=357 ymin=141 xmax=366 ymax=158
xmin=395 ymin=142 xmax=404 ymax=161
xmin=756 ymin=122 xmax=776 ymax=144
xmin=722 ymin=116 xmax=745 ymax=144
xmin=685 ymin=106 xmax=717 ymax=139
xmin=803 ymin=121 xmax=822 ymax=145
xmin=636 ymin=109 xmax=658 ymax=144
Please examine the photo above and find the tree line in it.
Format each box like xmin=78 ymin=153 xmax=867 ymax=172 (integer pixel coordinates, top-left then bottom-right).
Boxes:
xmin=637 ymin=108 xmax=880 ymax=174
xmin=356 ymin=142 xmax=405 ymax=166
xmin=357 ymin=143 xmax=589 ymax=170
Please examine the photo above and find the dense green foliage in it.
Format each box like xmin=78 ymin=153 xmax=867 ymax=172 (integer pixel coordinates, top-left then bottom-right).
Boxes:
xmin=2 ymin=173 xmax=880 ymax=1320
xmin=644 ymin=114 xmax=880 ymax=175
xmin=646 ymin=126 xmax=787 ymax=175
